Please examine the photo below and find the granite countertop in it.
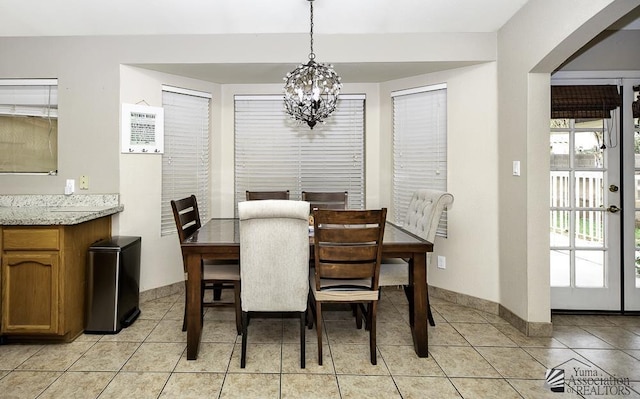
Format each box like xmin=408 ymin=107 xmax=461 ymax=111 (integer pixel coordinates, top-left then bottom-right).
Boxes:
xmin=0 ymin=194 xmax=124 ymax=226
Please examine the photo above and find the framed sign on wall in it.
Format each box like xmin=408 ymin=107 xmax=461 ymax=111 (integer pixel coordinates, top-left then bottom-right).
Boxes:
xmin=121 ymin=103 xmax=164 ymax=154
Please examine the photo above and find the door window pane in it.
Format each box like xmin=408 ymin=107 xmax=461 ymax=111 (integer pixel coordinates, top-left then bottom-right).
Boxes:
xmin=635 ymin=171 xmax=640 ymax=249
xmin=574 ymin=171 xmax=603 ymax=208
xmin=550 ymin=131 xmax=569 ymax=168
xmin=550 ymin=172 xmax=570 ymax=207
xmin=574 ymin=130 xmax=603 ymax=168
xmin=550 ymin=210 xmax=570 ymax=246
xmin=575 ymin=250 xmax=604 ymax=287
xmin=635 ymin=249 xmax=640 ymax=289
xmin=575 ymin=210 xmax=603 ymax=247
xmin=550 ymin=250 xmax=570 ymax=287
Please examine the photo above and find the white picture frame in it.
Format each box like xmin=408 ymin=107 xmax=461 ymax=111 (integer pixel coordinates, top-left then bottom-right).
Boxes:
xmin=121 ymin=103 xmax=164 ymax=154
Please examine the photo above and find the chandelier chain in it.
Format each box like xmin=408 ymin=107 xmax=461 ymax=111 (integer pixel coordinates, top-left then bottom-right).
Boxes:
xmin=309 ymin=0 xmax=315 ymax=60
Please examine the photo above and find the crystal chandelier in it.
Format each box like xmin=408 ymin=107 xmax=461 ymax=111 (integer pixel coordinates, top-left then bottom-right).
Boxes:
xmin=283 ymin=0 xmax=342 ymax=129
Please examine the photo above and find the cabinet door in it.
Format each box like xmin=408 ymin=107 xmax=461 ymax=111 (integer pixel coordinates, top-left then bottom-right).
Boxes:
xmin=1 ymin=252 xmax=60 ymax=334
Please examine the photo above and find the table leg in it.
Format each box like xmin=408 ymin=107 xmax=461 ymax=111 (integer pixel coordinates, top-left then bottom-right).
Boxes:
xmin=410 ymin=252 xmax=428 ymax=357
xmin=186 ymin=253 xmax=202 ymax=360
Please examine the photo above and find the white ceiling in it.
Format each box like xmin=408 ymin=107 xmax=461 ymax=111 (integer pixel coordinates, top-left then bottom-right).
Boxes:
xmin=1 ymin=0 xmax=638 ymax=83
xmin=0 ymin=0 xmax=531 ymax=36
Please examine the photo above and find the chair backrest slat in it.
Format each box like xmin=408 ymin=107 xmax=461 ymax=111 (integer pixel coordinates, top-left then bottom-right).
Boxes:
xmin=313 ymin=208 xmax=387 ymax=290
xmin=171 ymin=195 xmax=203 ymax=271
xmin=245 ymin=190 xmax=290 ymax=200
xmin=318 ymin=245 xmax=379 ymax=262
xmin=315 ymin=227 xmax=380 ymax=243
xmin=302 ymin=191 xmax=348 ymax=210
xmin=171 ymin=195 xmax=202 ymax=243
xmin=318 ymin=262 xmax=377 ymax=279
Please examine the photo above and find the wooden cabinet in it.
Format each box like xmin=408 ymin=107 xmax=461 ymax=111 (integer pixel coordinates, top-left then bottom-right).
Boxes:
xmin=1 ymin=217 xmax=110 ymax=341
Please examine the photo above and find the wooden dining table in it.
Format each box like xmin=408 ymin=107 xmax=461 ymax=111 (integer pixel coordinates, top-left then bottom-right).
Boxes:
xmin=181 ymin=218 xmax=433 ymax=360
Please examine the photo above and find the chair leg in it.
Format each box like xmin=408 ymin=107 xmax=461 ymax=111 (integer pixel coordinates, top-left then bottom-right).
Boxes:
xmin=182 ymin=281 xmax=187 ymax=332
xmin=300 ymin=311 xmax=306 ymax=369
xmin=234 ymin=281 xmax=242 ymax=335
xmin=315 ymin=301 xmax=323 ymax=366
xmin=369 ymin=301 xmax=378 ymax=365
xmin=354 ymin=304 xmax=363 ymax=329
xmin=306 ymin=294 xmax=314 ymax=329
xmin=428 ymin=305 xmax=436 ymax=327
xmin=426 ymin=284 xmax=436 ymax=326
xmin=213 ymin=283 xmax=223 ymax=301
xmin=306 ymin=308 xmax=313 ymax=329
xmin=241 ymin=311 xmax=249 ymax=368
xmin=200 ymin=282 xmax=206 ymax=327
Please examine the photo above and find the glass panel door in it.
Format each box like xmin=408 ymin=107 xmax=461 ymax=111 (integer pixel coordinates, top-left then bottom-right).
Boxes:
xmin=624 ymin=81 xmax=640 ymax=311
xmin=550 ymin=114 xmax=622 ymax=310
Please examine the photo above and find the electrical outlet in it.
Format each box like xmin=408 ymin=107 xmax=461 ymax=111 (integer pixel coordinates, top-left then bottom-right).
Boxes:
xmin=80 ymin=175 xmax=89 ymax=190
xmin=437 ymin=256 xmax=446 ymax=269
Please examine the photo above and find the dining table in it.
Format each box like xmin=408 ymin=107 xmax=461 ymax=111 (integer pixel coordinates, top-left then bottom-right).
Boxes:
xmin=181 ymin=218 xmax=433 ymax=360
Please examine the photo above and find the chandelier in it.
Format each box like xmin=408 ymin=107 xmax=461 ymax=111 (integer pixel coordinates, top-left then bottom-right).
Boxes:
xmin=283 ymin=0 xmax=342 ymax=129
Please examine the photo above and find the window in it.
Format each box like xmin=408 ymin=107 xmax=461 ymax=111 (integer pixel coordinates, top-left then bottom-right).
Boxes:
xmin=392 ymin=84 xmax=448 ymax=236
xmin=0 ymin=79 xmax=58 ymax=174
xmin=234 ymin=95 xmax=365 ymax=211
xmin=160 ymin=86 xmax=211 ymax=236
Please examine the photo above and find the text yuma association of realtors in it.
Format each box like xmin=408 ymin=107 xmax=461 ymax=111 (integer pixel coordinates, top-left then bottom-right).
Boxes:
xmin=566 ymin=368 xmax=632 ymax=396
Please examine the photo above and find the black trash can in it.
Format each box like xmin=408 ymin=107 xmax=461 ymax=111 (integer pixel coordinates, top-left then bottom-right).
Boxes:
xmin=85 ymin=236 xmax=141 ymax=334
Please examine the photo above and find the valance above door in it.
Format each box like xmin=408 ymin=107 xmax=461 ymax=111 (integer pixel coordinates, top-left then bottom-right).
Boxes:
xmin=551 ymin=85 xmax=621 ymax=119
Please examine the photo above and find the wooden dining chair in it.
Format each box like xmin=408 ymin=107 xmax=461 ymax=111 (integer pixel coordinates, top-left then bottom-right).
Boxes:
xmin=245 ymin=190 xmax=290 ymax=200
xmin=308 ymin=208 xmax=387 ymax=365
xmin=171 ymin=195 xmax=242 ymax=334
xmin=238 ymin=199 xmax=310 ymax=368
xmin=301 ymin=191 xmax=348 ymax=210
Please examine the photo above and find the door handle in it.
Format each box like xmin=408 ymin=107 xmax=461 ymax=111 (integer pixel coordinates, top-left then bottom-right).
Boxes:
xmin=606 ymin=205 xmax=621 ymax=213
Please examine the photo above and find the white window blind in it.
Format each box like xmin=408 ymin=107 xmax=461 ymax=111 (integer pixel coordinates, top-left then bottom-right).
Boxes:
xmin=161 ymin=87 xmax=210 ymax=235
xmin=234 ymin=95 xmax=365 ymax=212
xmin=0 ymin=79 xmax=58 ymax=174
xmin=392 ymin=85 xmax=448 ymax=236
xmin=0 ymin=79 xmax=58 ymax=118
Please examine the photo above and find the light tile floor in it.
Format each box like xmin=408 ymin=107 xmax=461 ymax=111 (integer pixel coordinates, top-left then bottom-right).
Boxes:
xmin=1 ymin=288 xmax=640 ymax=398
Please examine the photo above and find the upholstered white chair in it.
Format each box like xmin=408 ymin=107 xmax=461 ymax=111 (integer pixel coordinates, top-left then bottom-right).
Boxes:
xmin=238 ymin=199 xmax=310 ymax=368
xmin=379 ymin=189 xmax=454 ymax=326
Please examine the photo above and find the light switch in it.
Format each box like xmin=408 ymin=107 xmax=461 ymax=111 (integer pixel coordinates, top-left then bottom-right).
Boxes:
xmin=80 ymin=175 xmax=89 ymax=190
xmin=512 ymin=161 xmax=521 ymax=176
